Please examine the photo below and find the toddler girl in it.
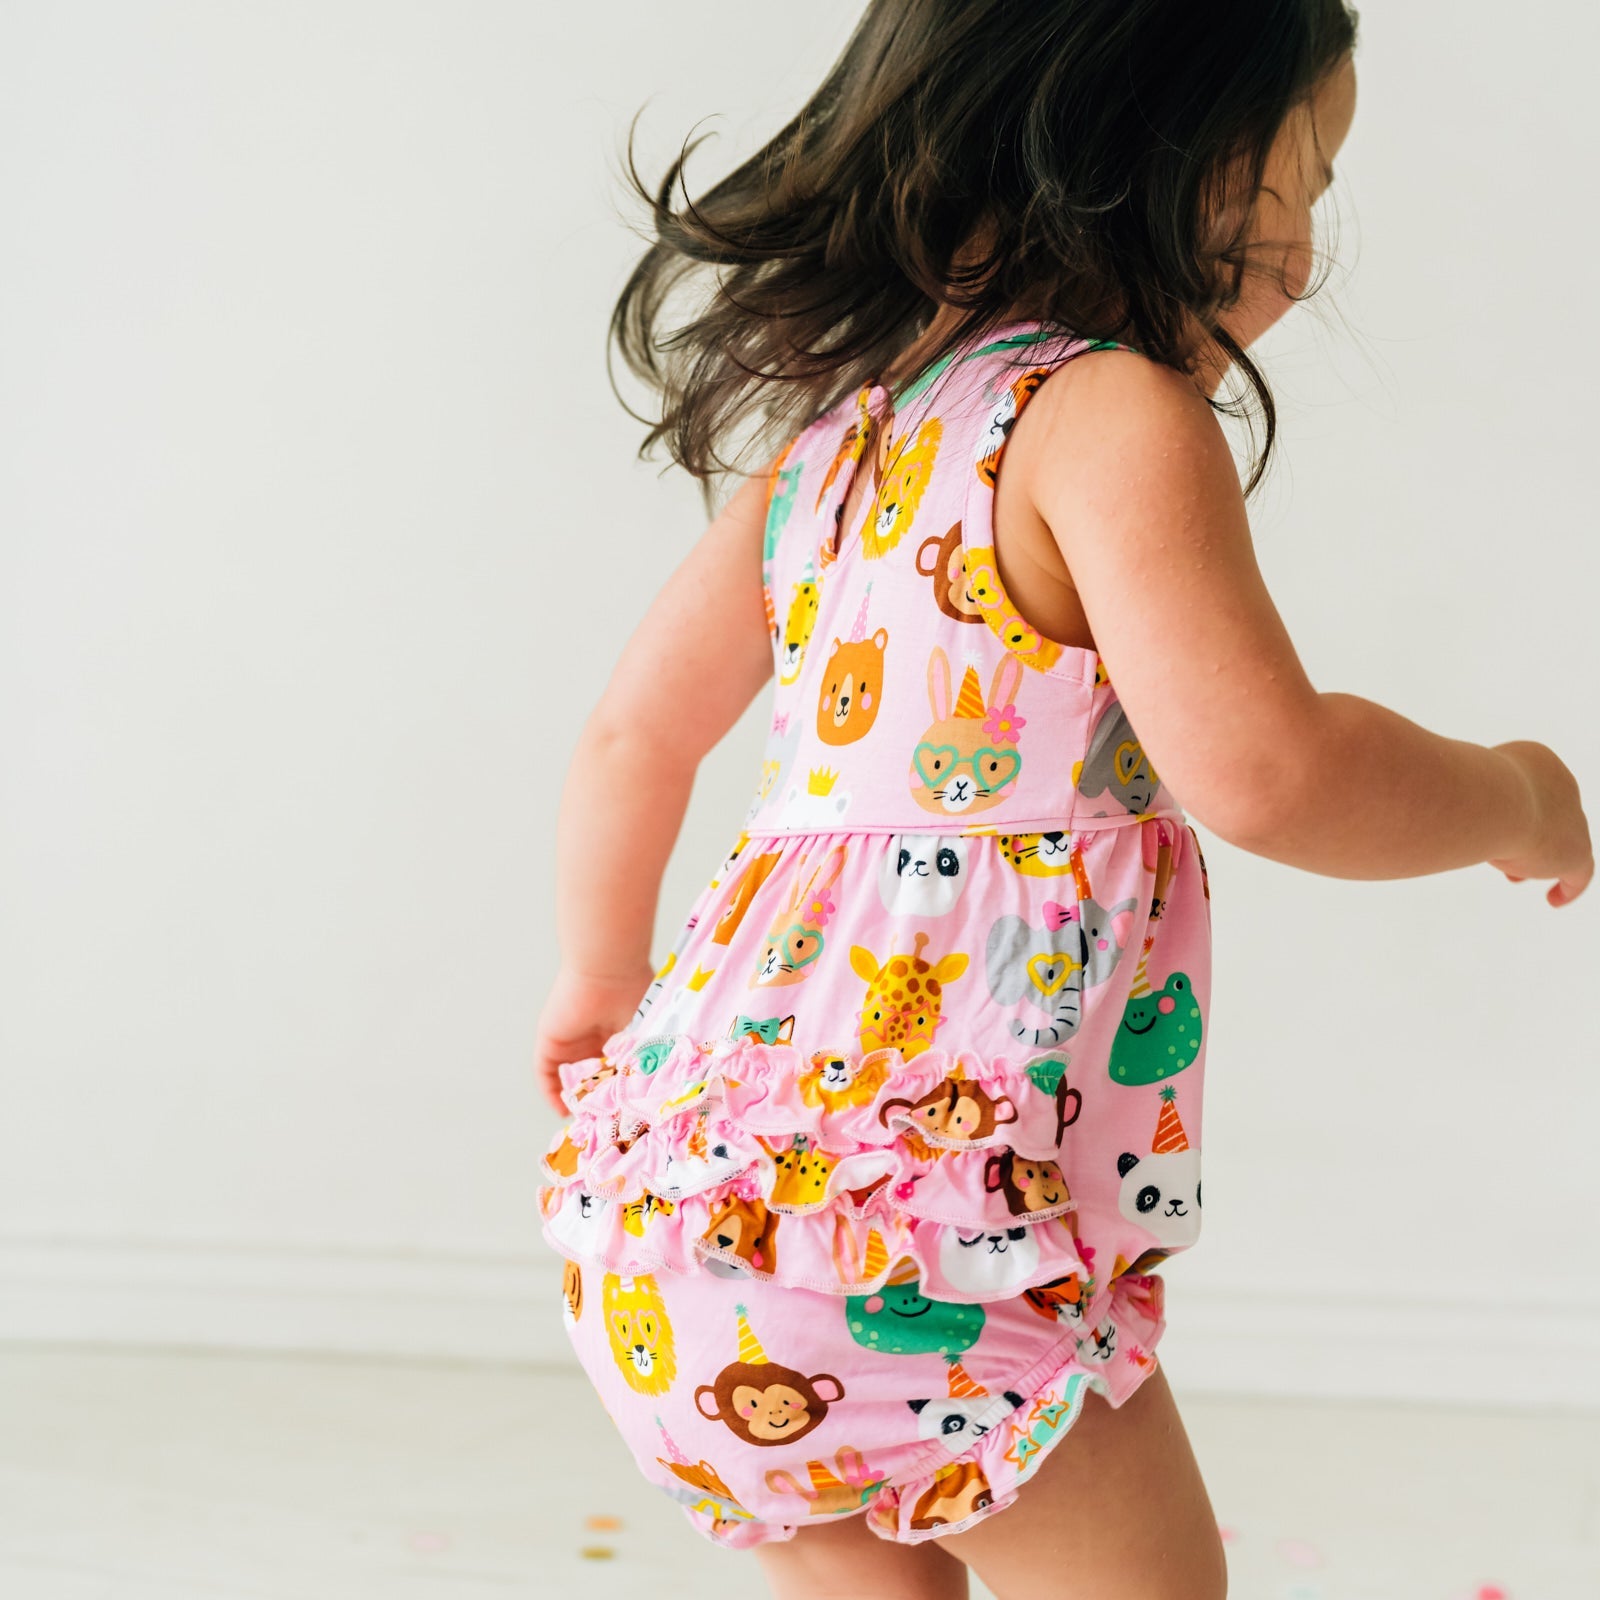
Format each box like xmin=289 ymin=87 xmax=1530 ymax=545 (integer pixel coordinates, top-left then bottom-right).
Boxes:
xmin=533 ymin=5 xmax=1591 ymax=1597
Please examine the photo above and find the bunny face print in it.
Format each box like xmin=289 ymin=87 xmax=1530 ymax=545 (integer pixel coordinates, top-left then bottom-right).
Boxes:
xmin=909 ymin=647 xmax=1026 ymax=817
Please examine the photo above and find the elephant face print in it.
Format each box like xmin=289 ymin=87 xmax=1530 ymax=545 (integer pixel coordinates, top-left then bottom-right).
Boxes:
xmin=1076 ymin=702 xmax=1160 ymax=815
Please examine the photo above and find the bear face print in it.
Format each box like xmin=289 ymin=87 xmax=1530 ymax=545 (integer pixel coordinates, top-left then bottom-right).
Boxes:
xmin=816 ymin=628 xmax=889 ymax=746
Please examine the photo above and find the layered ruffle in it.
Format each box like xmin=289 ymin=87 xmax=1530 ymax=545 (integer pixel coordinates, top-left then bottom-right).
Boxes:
xmin=539 ymin=1030 xmax=1109 ymax=1306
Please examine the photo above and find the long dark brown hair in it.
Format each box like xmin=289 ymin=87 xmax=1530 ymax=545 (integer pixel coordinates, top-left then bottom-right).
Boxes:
xmin=609 ymin=0 xmax=1358 ymax=504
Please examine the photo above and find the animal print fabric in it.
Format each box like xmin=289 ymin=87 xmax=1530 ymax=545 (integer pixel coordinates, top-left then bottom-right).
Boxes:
xmin=539 ymin=320 xmax=1213 ymax=1548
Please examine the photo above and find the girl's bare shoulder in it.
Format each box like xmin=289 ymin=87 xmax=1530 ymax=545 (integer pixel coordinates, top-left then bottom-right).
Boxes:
xmin=1004 ymin=344 xmax=1320 ymax=844
xmin=1011 ymin=344 xmax=1242 ymax=528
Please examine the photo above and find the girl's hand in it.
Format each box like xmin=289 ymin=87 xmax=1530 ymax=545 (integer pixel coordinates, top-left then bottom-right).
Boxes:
xmin=1488 ymin=740 xmax=1594 ymax=906
xmin=532 ymin=962 xmax=655 ymax=1115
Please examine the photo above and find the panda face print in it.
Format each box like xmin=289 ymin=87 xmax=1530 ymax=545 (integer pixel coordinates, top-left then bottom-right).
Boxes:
xmin=908 ymin=1389 xmax=1026 ymax=1456
xmin=937 ymin=1222 xmax=1042 ymax=1293
xmin=1115 ymin=1148 xmax=1202 ymax=1247
xmin=547 ymin=1188 xmax=614 ymax=1257
xmin=879 ymin=834 xmax=970 ymax=917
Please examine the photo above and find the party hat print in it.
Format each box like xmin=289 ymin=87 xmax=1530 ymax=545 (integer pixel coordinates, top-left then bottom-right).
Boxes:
xmin=886 ymin=1254 xmax=922 ymax=1286
xmin=848 ymin=580 xmax=874 ymax=643
xmin=654 ymin=1413 xmax=693 ymax=1467
xmin=734 ymin=1302 xmax=769 ymax=1364
xmin=1151 ymin=1086 xmax=1190 ymax=1154
xmin=1127 ymin=934 xmax=1155 ymax=999
xmin=954 ymin=658 xmax=987 ymax=719
xmin=1068 ymin=836 xmax=1093 ymax=901
xmin=946 ymin=1357 xmax=987 ymax=1399
xmin=808 ymin=1457 xmax=848 ymax=1492
xmin=862 ymin=1227 xmax=889 ymax=1280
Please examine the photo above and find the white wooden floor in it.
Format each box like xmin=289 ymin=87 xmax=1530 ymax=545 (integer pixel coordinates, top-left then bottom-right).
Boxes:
xmin=0 ymin=1344 xmax=1595 ymax=1600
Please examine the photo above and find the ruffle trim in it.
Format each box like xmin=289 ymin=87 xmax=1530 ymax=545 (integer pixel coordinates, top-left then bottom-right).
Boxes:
xmin=662 ymin=1268 xmax=1167 ymax=1549
xmin=540 ymin=1031 xmax=1127 ymax=1307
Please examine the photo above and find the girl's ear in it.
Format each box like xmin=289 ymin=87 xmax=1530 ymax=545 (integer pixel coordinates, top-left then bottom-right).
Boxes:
xmin=927 ymin=647 xmax=951 ymax=720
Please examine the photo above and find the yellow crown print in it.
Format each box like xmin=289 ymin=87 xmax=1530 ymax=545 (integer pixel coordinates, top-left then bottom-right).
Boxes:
xmin=806 ymin=765 xmax=839 ymax=796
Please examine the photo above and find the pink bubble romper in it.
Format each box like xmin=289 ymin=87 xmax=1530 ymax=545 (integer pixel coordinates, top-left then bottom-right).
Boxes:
xmin=538 ymin=319 xmax=1213 ymax=1548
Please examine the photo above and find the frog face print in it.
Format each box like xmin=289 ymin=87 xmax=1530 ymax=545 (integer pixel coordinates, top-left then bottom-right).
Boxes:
xmin=1109 ymin=948 xmax=1202 ymax=1085
xmin=845 ymin=1271 xmax=986 ymax=1355
xmin=909 ymin=648 xmax=1025 ymax=816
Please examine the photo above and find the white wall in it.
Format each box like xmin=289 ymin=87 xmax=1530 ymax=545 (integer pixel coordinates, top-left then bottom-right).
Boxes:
xmin=3 ymin=3 xmax=1596 ymax=1405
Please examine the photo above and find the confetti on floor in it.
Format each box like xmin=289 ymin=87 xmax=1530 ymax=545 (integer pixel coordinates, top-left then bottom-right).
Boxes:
xmin=580 ymin=1544 xmax=616 ymax=1560
xmin=585 ymin=1513 xmax=624 ymax=1531
xmin=1277 ymin=1537 xmax=1325 ymax=1568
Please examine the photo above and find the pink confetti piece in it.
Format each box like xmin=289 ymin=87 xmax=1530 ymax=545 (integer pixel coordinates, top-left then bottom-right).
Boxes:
xmin=1275 ymin=1537 xmax=1323 ymax=1568
xmin=1476 ymin=1588 xmax=1509 ymax=1600
xmin=1216 ymin=1523 xmax=1241 ymax=1545
xmin=406 ymin=1530 xmax=452 ymax=1554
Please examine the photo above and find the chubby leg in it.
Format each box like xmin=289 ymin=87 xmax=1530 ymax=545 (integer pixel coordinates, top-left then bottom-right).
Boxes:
xmin=938 ymin=1363 xmax=1226 ymax=1600
xmin=753 ymin=1513 xmax=971 ymax=1600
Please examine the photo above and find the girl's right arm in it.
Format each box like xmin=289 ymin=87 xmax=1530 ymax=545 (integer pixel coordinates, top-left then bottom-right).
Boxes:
xmin=1018 ymin=350 xmax=1592 ymax=906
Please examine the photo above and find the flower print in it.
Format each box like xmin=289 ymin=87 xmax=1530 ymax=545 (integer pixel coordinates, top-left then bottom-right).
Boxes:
xmin=805 ymin=887 xmax=836 ymax=927
xmin=983 ymin=703 xmax=1026 ymax=745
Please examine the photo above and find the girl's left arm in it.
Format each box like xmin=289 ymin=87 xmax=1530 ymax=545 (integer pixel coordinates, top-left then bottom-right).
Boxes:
xmin=532 ymin=461 xmax=778 ymax=1111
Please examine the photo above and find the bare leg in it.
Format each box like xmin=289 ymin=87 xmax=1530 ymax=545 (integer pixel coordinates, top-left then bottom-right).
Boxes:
xmin=939 ymin=1364 xmax=1226 ymax=1600
xmin=754 ymin=1514 xmax=972 ymax=1600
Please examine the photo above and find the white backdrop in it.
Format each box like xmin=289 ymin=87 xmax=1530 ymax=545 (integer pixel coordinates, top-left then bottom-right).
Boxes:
xmin=3 ymin=2 xmax=1596 ymax=1406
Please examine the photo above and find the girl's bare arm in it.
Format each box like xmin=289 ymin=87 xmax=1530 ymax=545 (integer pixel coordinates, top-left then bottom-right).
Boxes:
xmin=532 ymin=461 xmax=776 ymax=1110
xmin=553 ymin=465 xmax=776 ymax=983
xmin=1017 ymin=350 xmax=1584 ymax=891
